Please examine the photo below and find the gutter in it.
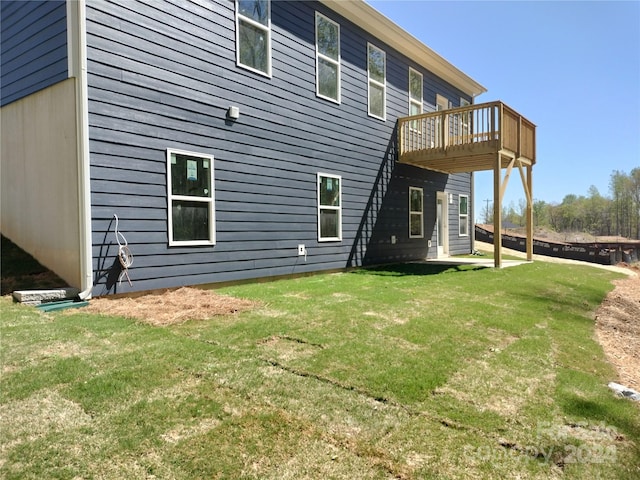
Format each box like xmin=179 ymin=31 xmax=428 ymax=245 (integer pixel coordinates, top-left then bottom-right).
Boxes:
xmin=68 ymin=0 xmax=93 ymax=299
xmin=319 ymin=0 xmax=487 ymax=98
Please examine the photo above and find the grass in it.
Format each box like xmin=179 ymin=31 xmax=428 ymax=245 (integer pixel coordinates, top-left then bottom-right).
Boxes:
xmin=1 ymin=261 xmax=639 ymax=479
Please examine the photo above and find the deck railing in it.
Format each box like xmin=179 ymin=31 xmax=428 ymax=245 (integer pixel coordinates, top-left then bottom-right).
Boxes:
xmin=398 ymin=101 xmax=535 ymax=162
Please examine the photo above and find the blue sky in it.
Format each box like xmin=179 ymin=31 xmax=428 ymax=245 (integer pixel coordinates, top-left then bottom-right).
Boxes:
xmin=369 ymin=0 xmax=640 ymax=217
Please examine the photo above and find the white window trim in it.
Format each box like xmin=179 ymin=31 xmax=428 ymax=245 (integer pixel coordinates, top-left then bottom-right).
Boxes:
xmin=317 ymin=172 xmax=342 ymax=242
xmin=408 ymin=67 xmax=423 ymax=115
xmin=167 ymin=148 xmax=216 ymax=247
xmin=367 ymin=43 xmax=386 ymax=121
xmin=436 ymin=93 xmax=449 ymax=111
xmin=460 ymin=97 xmax=471 ymax=137
xmin=409 ymin=186 xmax=424 ymax=239
xmin=315 ymin=12 xmax=341 ymax=104
xmin=459 ymin=194 xmax=469 ymax=237
xmin=235 ymin=0 xmax=272 ymax=77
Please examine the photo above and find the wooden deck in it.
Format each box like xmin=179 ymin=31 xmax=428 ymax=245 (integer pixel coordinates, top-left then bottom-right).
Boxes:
xmin=398 ymin=101 xmax=536 ymax=267
xmin=398 ymin=101 xmax=535 ymax=174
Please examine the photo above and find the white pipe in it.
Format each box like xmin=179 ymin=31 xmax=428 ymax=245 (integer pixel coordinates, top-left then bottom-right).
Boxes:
xmin=71 ymin=0 xmax=93 ymax=300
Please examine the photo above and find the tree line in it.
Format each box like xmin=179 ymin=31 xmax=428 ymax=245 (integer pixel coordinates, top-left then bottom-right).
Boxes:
xmin=481 ymin=168 xmax=640 ymax=239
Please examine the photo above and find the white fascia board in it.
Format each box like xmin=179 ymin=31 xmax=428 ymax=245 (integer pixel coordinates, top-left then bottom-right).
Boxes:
xmin=319 ymin=0 xmax=487 ymax=98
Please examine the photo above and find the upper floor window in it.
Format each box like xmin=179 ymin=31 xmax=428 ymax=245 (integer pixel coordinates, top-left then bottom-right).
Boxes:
xmin=236 ymin=0 xmax=271 ymax=76
xmin=409 ymin=68 xmax=423 ymax=116
xmin=367 ymin=43 xmax=386 ymax=120
xmin=167 ymin=149 xmax=216 ymax=246
xmin=318 ymin=173 xmax=342 ymax=241
xmin=315 ymin=12 xmax=340 ymax=103
xmin=460 ymin=97 xmax=471 ymax=138
xmin=436 ymin=93 xmax=449 ymax=111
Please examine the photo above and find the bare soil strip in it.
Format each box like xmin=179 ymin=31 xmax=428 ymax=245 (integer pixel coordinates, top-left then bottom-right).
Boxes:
xmin=594 ymin=274 xmax=640 ymax=391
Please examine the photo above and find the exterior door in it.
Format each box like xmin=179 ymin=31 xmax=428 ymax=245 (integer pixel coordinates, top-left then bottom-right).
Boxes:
xmin=436 ymin=192 xmax=448 ymax=257
xmin=435 ymin=94 xmax=449 ymax=148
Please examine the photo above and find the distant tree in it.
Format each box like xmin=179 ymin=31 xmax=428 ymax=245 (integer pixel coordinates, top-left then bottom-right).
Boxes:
xmin=610 ymin=170 xmax=634 ymax=238
xmin=494 ymin=168 xmax=639 ymax=239
xmin=547 ymin=202 xmax=561 ymax=231
xmin=502 ymin=200 xmax=522 ymax=227
xmin=482 ymin=200 xmax=493 ymax=224
xmin=631 ymin=168 xmax=640 ymax=239
xmin=533 ymin=199 xmax=550 ymax=227
xmin=585 ymin=186 xmax=609 ymax=237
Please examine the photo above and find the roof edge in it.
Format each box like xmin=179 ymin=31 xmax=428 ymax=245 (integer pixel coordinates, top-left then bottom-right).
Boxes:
xmin=319 ymin=0 xmax=487 ymax=98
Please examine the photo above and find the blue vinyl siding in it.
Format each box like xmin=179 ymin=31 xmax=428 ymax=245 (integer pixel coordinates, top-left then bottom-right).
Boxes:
xmin=86 ymin=0 xmax=473 ymax=294
xmin=0 ymin=0 xmax=68 ymax=106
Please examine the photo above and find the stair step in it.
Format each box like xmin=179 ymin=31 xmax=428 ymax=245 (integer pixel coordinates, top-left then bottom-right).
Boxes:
xmin=13 ymin=288 xmax=81 ymax=306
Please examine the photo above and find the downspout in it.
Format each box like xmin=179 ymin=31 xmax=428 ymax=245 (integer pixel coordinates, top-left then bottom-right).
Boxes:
xmin=470 ymin=171 xmax=475 ymax=253
xmin=69 ymin=0 xmax=93 ymax=299
xmin=470 ymin=93 xmax=478 ymax=254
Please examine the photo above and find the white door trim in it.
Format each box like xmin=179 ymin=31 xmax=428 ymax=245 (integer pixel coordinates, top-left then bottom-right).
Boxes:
xmin=436 ymin=191 xmax=449 ymax=257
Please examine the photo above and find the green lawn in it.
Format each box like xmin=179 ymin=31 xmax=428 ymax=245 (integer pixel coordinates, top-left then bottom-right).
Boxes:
xmin=1 ymin=262 xmax=638 ymax=479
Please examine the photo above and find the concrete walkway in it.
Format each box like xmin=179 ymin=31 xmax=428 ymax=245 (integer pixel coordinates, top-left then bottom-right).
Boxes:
xmin=425 ymin=256 xmax=530 ymax=269
xmin=472 ymin=241 xmax=638 ymax=277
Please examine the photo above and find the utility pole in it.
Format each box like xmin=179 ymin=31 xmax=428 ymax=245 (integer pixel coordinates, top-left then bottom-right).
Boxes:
xmin=484 ymin=198 xmax=491 ymax=223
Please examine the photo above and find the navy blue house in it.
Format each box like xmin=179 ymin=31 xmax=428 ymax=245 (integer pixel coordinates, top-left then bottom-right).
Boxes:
xmin=3 ymin=0 xmax=533 ymax=297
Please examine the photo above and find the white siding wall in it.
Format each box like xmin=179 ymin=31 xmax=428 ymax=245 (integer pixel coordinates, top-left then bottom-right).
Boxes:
xmin=1 ymin=78 xmax=82 ymax=286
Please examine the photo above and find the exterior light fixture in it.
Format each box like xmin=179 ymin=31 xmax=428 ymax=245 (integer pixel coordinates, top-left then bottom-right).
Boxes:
xmin=227 ymin=106 xmax=240 ymax=119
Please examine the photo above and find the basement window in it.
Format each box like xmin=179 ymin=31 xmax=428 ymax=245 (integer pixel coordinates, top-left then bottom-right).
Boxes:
xmin=318 ymin=173 xmax=342 ymax=241
xmin=409 ymin=187 xmax=424 ymax=238
xmin=167 ymin=149 xmax=215 ymax=246
xmin=459 ymin=194 xmax=469 ymax=237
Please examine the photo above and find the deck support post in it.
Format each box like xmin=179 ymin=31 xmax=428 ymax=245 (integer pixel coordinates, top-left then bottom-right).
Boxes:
xmin=493 ymin=153 xmax=502 ymax=268
xmin=516 ymin=159 xmax=534 ymax=262
xmin=526 ymin=164 xmax=533 ymax=261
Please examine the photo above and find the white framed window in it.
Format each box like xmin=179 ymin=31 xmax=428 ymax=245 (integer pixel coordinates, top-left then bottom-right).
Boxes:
xmin=409 ymin=68 xmax=423 ymax=116
xmin=460 ymin=97 xmax=471 ymax=139
xmin=435 ymin=94 xmax=450 ymax=147
xmin=367 ymin=43 xmax=386 ymax=120
xmin=236 ymin=0 xmax=271 ymax=77
xmin=315 ymin=12 xmax=340 ymax=103
xmin=317 ymin=173 xmax=342 ymax=241
xmin=167 ymin=149 xmax=215 ymax=246
xmin=436 ymin=93 xmax=449 ymax=111
xmin=459 ymin=194 xmax=469 ymax=237
xmin=409 ymin=187 xmax=424 ymax=238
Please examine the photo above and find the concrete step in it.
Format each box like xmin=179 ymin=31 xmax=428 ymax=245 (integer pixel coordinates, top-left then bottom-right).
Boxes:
xmin=13 ymin=288 xmax=80 ymax=306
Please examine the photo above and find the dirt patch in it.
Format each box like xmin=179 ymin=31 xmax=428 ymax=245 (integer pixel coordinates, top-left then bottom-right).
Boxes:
xmin=594 ymin=271 xmax=640 ymax=391
xmin=79 ymin=287 xmax=259 ymax=326
xmin=258 ymin=335 xmax=324 ymax=362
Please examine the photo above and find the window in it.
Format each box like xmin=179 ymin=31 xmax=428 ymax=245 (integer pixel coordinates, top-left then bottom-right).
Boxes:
xmin=367 ymin=43 xmax=386 ymax=120
xmin=167 ymin=149 xmax=215 ymax=246
xmin=435 ymin=94 xmax=450 ymax=147
xmin=409 ymin=68 xmax=423 ymax=116
xmin=236 ymin=0 xmax=271 ymax=76
xmin=317 ymin=173 xmax=342 ymax=241
xmin=459 ymin=97 xmax=471 ymax=141
xmin=315 ymin=12 xmax=340 ymax=103
xmin=436 ymin=94 xmax=449 ymax=111
xmin=409 ymin=187 xmax=424 ymax=238
xmin=459 ymin=194 xmax=469 ymax=236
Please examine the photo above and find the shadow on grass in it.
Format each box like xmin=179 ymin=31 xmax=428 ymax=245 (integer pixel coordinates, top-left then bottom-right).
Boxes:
xmin=352 ymin=263 xmax=486 ymax=277
xmin=561 ymin=395 xmax=640 ymax=439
